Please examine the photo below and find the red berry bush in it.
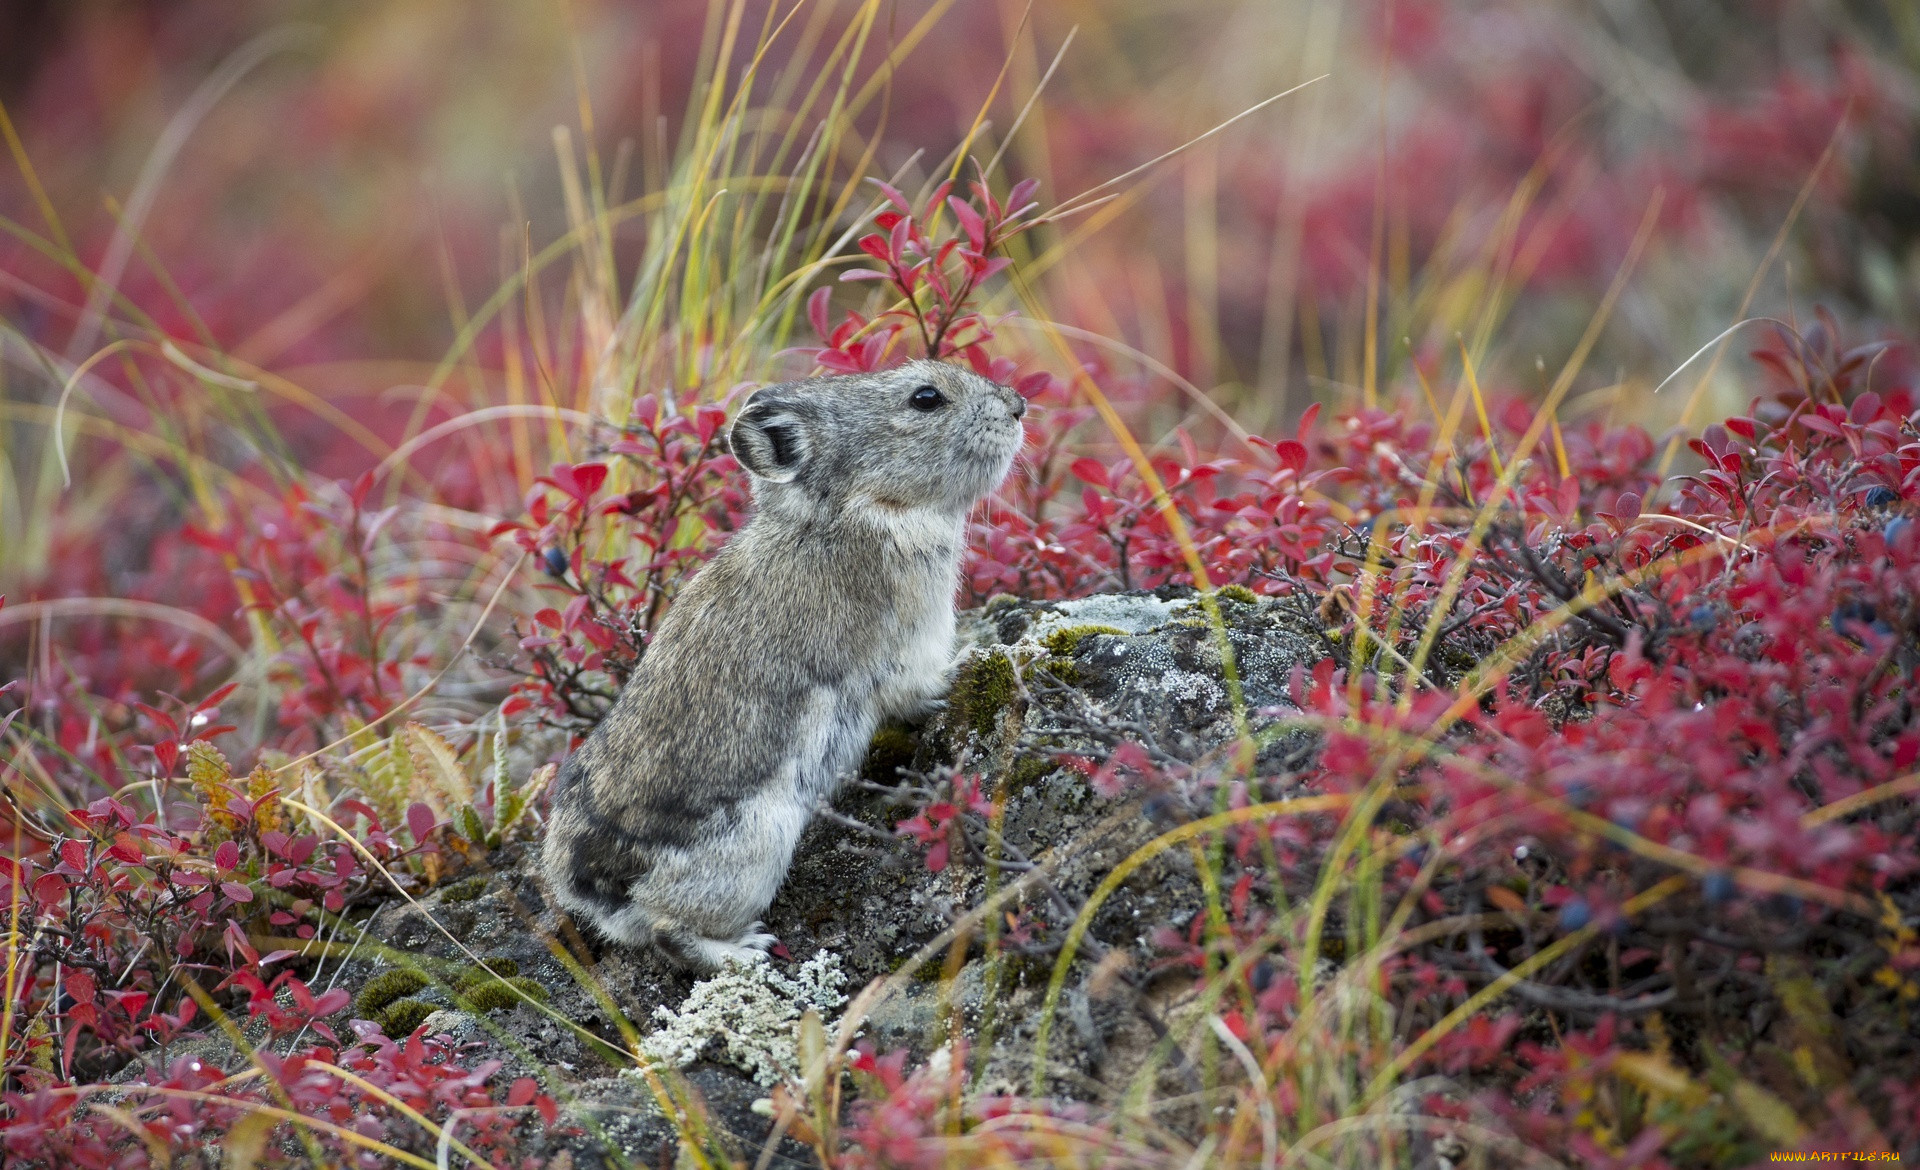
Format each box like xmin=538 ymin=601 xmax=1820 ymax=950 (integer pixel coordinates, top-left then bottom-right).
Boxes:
xmin=3 ymin=2 xmax=1919 ymax=1166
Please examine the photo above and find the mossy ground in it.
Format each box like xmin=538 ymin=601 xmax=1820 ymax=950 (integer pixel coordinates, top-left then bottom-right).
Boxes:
xmin=949 ymin=651 xmax=1018 ymax=740
xmin=437 ymin=874 xmax=490 ymax=903
xmin=861 ymin=722 xmax=920 ymax=784
xmin=355 ymin=955 xmax=538 ymax=1037
xmin=1038 ymin=624 xmax=1129 ymax=657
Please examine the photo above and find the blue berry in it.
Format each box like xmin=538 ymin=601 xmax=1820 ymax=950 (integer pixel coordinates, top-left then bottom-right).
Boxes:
xmin=1702 ymin=871 xmax=1736 ymax=904
xmin=1559 ymin=898 xmax=1591 ymax=931
xmin=1832 ymin=601 xmax=1876 ymax=633
xmin=1688 ymin=605 xmax=1716 ymax=633
xmin=542 ymin=547 xmax=570 ymax=578
xmin=1886 ymin=516 xmax=1911 ymax=547
xmin=1863 ymin=486 xmax=1900 ymax=508
xmin=1143 ymin=794 xmax=1181 ymax=825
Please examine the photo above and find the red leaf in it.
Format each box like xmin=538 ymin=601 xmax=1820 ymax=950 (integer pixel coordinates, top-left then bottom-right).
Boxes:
xmin=311 ymin=988 xmax=351 ymax=1017
xmin=221 ymin=881 xmax=254 ymax=904
xmin=134 ymin=703 xmax=179 ymax=738
xmin=407 ymin=802 xmax=437 ymax=844
xmin=107 ymin=833 xmax=143 ymax=865
xmin=807 ymin=287 xmax=832 ymax=341
xmin=869 ymin=179 xmax=912 ymax=214
xmin=573 ymin=462 xmax=609 ymax=499
xmin=196 ymin=682 xmax=240 ymax=712
xmin=1069 ymin=458 xmax=1111 ymax=489
xmin=153 ymin=741 xmax=180 ymax=774
xmin=508 ymin=1077 xmax=538 ymax=1107
xmin=214 ymin=840 xmax=240 ymax=872
xmin=65 ymin=969 xmax=98 ymax=1005
xmin=59 ymin=838 xmax=87 ymax=871
xmin=947 ymin=195 xmax=987 ymax=251
xmin=1295 ymin=402 xmax=1322 ymax=444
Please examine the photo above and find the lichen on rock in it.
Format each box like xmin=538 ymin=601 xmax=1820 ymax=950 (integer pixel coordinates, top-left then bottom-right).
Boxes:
xmin=636 ymin=950 xmax=850 ymax=1087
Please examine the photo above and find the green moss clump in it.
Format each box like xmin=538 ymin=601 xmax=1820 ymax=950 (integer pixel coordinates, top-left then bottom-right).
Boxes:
xmin=1002 ymin=756 xmax=1057 ymax=796
xmin=437 ymin=875 xmax=490 ymax=903
xmin=861 ymin=723 xmax=918 ymax=784
xmin=451 ymin=959 xmax=521 ymax=993
xmin=1036 ymin=657 xmax=1081 ymax=686
xmin=458 ymin=976 xmax=549 ymax=1013
xmin=1038 ymin=624 xmax=1128 ymax=657
xmin=949 ymin=651 xmax=1017 ymax=739
xmin=355 ymin=968 xmax=430 ymax=1019
xmin=377 ymin=998 xmax=437 ymax=1037
xmin=507 ymin=976 xmax=548 ymax=1003
xmin=1214 ymin=584 xmax=1258 ymax=605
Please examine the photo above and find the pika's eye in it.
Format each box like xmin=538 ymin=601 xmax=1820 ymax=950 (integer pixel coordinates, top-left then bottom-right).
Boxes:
xmin=908 ymin=385 xmax=946 ymax=412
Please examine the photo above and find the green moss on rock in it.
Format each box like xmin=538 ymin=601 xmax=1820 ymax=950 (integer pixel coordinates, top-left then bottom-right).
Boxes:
xmin=1035 ymin=657 xmax=1081 ymax=686
xmin=1215 ymin=584 xmax=1258 ymax=605
xmin=452 ymin=959 xmax=521 ymax=993
xmin=1002 ymin=755 xmax=1057 ymax=795
xmin=437 ymin=875 xmax=489 ymax=903
xmin=458 ymin=975 xmax=549 ymax=1013
xmin=1038 ymin=624 xmax=1128 ymax=657
xmin=861 ymin=722 xmax=918 ymax=784
xmin=355 ymin=968 xmax=430 ymax=1019
xmin=377 ymin=998 xmax=437 ymax=1037
xmin=949 ymin=651 xmax=1017 ymax=739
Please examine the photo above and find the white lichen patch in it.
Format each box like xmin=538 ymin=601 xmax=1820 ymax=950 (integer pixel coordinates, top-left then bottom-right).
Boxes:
xmin=1141 ymin=668 xmax=1225 ymax=709
xmin=633 ymin=951 xmax=849 ymax=1087
xmin=1043 ymin=594 xmax=1176 ymax=635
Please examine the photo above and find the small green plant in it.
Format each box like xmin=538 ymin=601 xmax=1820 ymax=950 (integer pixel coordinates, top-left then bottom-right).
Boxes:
xmin=1038 ymin=624 xmax=1129 ymax=657
xmin=375 ymin=999 xmax=438 ymax=1039
xmin=947 ymin=651 xmax=1019 ymax=740
xmin=353 ymin=969 xmax=431 ymax=1021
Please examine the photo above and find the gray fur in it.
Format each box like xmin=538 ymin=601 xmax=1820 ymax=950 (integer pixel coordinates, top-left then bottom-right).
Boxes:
xmin=540 ymin=360 xmax=1026 ymax=970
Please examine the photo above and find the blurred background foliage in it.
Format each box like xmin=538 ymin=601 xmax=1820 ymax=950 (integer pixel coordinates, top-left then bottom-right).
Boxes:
xmin=2 ymin=0 xmax=1917 ymax=682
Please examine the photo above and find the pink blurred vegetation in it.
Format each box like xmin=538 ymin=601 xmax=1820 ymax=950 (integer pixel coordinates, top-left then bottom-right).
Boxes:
xmin=2 ymin=0 xmax=1920 ymax=1166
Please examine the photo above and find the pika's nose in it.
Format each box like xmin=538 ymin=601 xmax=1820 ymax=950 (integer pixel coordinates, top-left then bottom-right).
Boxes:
xmin=1008 ymin=392 xmax=1027 ymax=419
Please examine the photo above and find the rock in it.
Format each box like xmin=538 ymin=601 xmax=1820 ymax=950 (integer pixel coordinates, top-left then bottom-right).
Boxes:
xmin=211 ymin=590 xmax=1334 ymax=1165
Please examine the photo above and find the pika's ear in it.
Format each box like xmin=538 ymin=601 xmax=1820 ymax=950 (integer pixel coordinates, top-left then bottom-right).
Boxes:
xmin=727 ymin=397 xmax=809 ymax=484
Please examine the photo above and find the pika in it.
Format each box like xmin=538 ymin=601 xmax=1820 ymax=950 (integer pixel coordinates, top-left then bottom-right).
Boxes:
xmin=540 ymin=359 xmax=1026 ymax=969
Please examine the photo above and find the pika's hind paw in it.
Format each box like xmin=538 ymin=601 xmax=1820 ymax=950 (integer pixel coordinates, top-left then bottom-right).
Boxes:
xmin=659 ymin=924 xmax=776 ymax=971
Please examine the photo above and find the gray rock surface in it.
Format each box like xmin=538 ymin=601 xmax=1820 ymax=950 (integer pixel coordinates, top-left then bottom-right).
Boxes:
xmin=174 ymin=590 xmax=1334 ymax=1167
